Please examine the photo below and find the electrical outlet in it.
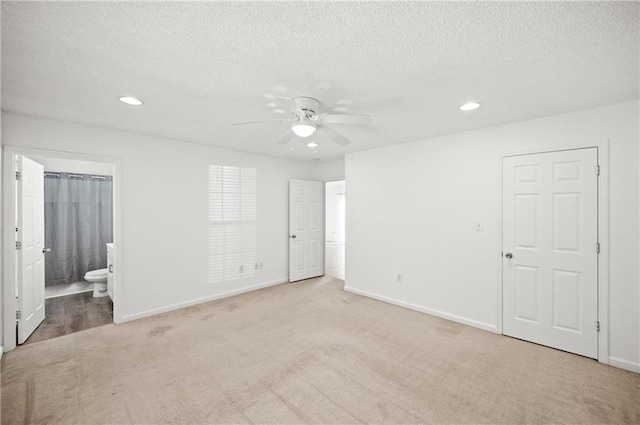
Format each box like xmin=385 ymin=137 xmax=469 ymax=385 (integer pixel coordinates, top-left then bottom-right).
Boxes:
xmin=475 ymin=220 xmax=484 ymax=232
xmin=397 ymin=273 xmax=403 ymax=283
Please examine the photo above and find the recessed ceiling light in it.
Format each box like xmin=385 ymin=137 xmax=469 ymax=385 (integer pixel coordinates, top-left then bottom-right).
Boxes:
xmin=119 ymin=96 xmax=143 ymax=106
xmin=307 ymin=142 xmax=318 ymax=148
xmin=459 ymin=101 xmax=480 ymax=111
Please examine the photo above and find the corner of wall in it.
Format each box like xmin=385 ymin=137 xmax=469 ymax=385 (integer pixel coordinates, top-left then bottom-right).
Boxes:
xmin=314 ymin=157 xmax=345 ymax=182
xmin=608 ymin=357 xmax=640 ymax=374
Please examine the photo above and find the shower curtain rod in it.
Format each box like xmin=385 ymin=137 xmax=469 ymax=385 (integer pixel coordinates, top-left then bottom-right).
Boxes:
xmin=43 ymin=173 xmax=109 ymax=180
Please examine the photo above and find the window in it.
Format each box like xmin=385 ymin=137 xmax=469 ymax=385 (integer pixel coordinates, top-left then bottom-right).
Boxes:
xmin=208 ymin=165 xmax=256 ymax=283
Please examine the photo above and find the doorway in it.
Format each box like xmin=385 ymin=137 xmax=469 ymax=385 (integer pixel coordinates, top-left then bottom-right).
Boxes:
xmin=288 ymin=180 xmax=325 ymax=282
xmin=3 ymin=147 xmax=122 ymax=351
xmin=502 ymin=147 xmax=602 ymax=359
xmin=325 ymin=180 xmax=345 ymax=280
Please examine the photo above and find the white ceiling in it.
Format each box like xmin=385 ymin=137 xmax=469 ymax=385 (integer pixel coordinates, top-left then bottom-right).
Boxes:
xmin=2 ymin=1 xmax=638 ymax=162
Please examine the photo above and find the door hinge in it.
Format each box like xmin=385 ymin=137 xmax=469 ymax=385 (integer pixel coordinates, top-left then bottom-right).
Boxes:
xmin=596 ymin=165 xmax=600 ymax=176
xmin=15 ymin=241 xmax=22 ymax=250
xmin=596 ymin=321 xmax=600 ymax=332
xmin=16 ymin=310 xmax=22 ymax=320
xmin=596 ymin=242 xmax=600 ymax=254
xmin=15 ymin=171 xmax=21 ymax=180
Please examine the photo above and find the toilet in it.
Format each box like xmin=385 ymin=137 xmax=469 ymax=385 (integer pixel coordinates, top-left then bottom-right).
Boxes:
xmin=84 ymin=268 xmax=109 ymax=298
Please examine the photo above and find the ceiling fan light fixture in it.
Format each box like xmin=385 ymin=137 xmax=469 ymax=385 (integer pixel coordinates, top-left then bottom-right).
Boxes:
xmin=292 ymin=122 xmax=316 ymax=138
xmin=459 ymin=101 xmax=481 ymax=111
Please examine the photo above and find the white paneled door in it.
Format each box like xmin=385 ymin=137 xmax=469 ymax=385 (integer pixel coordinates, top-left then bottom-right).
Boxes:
xmin=502 ymin=148 xmax=598 ymax=358
xmin=289 ymin=180 xmax=324 ymax=282
xmin=17 ymin=156 xmax=46 ymax=344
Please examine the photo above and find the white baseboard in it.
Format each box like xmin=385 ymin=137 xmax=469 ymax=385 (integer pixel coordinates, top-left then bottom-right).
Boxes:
xmin=343 ymin=286 xmax=498 ymax=333
xmin=119 ymin=278 xmax=287 ymax=324
xmin=608 ymin=357 xmax=640 ymax=373
xmin=0 ymin=345 xmax=3 ymax=361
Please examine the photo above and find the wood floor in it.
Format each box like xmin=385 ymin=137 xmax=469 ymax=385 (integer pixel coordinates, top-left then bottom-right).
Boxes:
xmin=24 ymin=291 xmax=113 ymax=345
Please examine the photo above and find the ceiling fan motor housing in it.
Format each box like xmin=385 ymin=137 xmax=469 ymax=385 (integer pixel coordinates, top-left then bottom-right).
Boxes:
xmin=292 ymin=97 xmax=320 ymax=118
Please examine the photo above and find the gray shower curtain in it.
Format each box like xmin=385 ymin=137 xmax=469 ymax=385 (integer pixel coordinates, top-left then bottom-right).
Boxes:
xmin=44 ymin=172 xmax=113 ymax=286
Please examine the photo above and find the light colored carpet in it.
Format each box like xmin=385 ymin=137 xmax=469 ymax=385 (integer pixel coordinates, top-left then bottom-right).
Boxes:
xmin=2 ymin=276 xmax=639 ymax=424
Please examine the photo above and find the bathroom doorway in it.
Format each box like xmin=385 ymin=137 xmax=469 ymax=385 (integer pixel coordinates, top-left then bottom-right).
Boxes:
xmin=3 ymin=147 xmax=121 ymax=350
xmin=325 ymin=180 xmax=345 ymax=280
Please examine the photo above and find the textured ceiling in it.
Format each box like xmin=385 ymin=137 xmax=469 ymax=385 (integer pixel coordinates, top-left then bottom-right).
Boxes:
xmin=2 ymin=1 xmax=638 ymax=162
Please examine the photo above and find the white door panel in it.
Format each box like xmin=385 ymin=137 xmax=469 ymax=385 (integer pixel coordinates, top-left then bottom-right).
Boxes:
xmin=503 ymin=148 xmax=598 ymax=358
xmin=289 ymin=180 xmax=324 ymax=282
xmin=17 ymin=155 xmax=46 ymax=344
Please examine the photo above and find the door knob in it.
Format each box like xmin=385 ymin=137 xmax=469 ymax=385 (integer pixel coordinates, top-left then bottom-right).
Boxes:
xmin=42 ymin=248 xmax=51 ymax=254
xmin=505 ymin=252 xmax=513 ymax=259
xmin=290 ymin=235 xmax=297 ymax=239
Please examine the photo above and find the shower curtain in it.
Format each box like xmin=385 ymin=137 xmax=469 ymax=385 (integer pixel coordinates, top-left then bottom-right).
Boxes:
xmin=44 ymin=172 xmax=113 ymax=286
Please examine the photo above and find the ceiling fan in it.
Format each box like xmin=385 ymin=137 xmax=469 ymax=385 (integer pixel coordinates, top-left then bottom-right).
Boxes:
xmin=231 ymin=96 xmax=371 ymax=147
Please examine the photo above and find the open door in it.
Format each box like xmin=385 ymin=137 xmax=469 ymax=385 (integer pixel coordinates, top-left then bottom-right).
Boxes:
xmin=17 ymin=155 xmax=46 ymax=344
xmin=289 ymin=180 xmax=324 ymax=282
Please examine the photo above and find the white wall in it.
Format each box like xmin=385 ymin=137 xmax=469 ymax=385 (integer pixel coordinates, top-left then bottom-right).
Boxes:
xmin=315 ymin=158 xmax=345 ymax=182
xmin=345 ymin=101 xmax=640 ymax=372
xmin=32 ymin=157 xmax=114 ymax=175
xmin=0 ymin=109 xmax=3 ymax=356
xmin=1 ymin=21 xmax=4 ymax=358
xmin=2 ymin=113 xmax=315 ymax=332
xmin=325 ymin=180 xmax=346 ymax=243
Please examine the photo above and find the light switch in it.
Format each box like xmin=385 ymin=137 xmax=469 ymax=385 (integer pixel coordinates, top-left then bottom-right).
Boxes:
xmin=475 ymin=220 xmax=484 ymax=231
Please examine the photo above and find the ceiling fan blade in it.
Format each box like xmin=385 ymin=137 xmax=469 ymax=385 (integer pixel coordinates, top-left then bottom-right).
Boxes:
xmin=317 ymin=123 xmax=351 ymax=147
xmin=319 ymin=113 xmax=371 ymax=126
xmin=277 ymin=130 xmax=294 ymax=145
xmin=231 ymin=118 xmax=291 ymax=127
xmin=274 ymin=96 xmax=306 ymax=117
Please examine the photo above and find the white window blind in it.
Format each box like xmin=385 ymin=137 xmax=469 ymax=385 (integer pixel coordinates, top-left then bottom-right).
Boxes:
xmin=208 ymin=166 xmax=256 ymax=283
